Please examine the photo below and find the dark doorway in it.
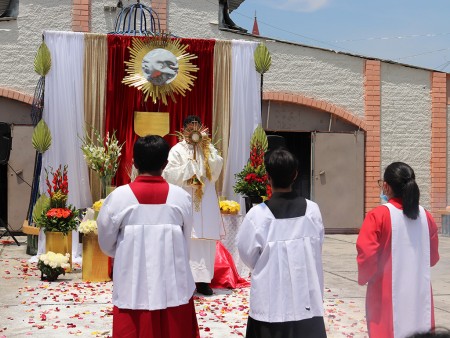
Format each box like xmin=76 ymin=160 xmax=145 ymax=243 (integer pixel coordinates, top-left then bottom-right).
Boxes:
xmin=266 ymin=131 xmax=311 ymax=199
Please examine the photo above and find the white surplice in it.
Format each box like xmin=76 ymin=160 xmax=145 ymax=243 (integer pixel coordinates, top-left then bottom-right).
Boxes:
xmin=388 ymin=203 xmax=431 ymax=338
xmin=237 ymin=200 xmax=325 ymax=323
xmin=163 ymin=140 xmax=224 ymax=282
xmin=97 ymin=182 xmax=195 ymax=310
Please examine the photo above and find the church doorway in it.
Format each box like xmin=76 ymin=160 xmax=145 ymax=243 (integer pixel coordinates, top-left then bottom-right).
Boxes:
xmin=262 ymin=100 xmax=365 ymax=233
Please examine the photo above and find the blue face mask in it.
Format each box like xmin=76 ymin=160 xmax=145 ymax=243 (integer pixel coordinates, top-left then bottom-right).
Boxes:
xmin=380 ymin=193 xmax=389 ymax=203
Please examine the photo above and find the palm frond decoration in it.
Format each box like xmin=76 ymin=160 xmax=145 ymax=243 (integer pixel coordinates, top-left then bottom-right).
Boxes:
xmin=32 ymin=120 xmax=52 ymax=153
xmin=254 ymin=43 xmax=272 ymax=75
xmin=250 ymin=124 xmax=268 ymax=151
xmin=34 ymin=42 xmax=52 ymax=76
xmin=32 ymin=194 xmax=50 ymax=224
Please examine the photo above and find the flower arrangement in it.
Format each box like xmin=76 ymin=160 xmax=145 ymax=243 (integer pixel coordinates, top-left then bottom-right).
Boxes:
xmin=80 ymin=128 xmax=123 ymax=195
xmin=233 ymin=125 xmax=272 ymax=199
xmin=92 ymin=199 xmax=104 ymax=212
xmin=38 ymin=251 xmax=70 ymax=281
xmin=78 ymin=220 xmax=98 ymax=235
xmin=37 ymin=165 xmax=79 ymax=234
xmin=219 ymin=200 xmax=240 ymax=214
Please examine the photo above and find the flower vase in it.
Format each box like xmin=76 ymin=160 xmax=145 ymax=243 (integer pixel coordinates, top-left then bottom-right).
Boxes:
xmin=45 ymin=231 xmax=72 ymax=273
xmin=100 ymin=176 xmax=115 ymax=198
xmin=82 ymin=233 xmax=111 ymax=282
xmin=41 ymin=270 xmax=61 ymax=282
xmin=244 ymin=195 xmax=263 ymax=213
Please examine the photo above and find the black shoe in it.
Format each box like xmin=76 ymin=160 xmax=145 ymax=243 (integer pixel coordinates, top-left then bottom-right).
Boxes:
xmin=196 ymin=282 xmax=213 ymax=296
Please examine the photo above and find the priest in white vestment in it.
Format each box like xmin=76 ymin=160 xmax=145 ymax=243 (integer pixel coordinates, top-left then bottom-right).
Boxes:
xmin=163 ymin=115 xmax=224 ymax=296
xmin=97 ymin=135 xmax=199 ymax=338
xmin=237 ymin=149 xmax=327 ymax=338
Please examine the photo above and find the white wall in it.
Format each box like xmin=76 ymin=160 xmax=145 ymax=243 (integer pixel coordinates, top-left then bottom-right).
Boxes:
xmin=0 ymin=0 xmax=72 ymax=96
xmin=380 ymin=63 xmax=432 ymax=209
xmin=169 ymin=0 xmax=365 ymax=118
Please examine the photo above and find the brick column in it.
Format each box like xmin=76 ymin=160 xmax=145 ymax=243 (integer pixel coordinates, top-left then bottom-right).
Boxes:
xmin=431 ymin=72 xmax=447 ymax=228
xmin=151 ymin=0 xmax=167 ymax=31
xmin=72 ymin=0 xmax=91 ymax=33
xmin=364 ymin=60 xmax=381 ymax=214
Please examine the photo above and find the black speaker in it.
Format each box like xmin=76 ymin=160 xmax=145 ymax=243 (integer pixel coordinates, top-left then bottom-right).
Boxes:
xmin=0 ymin=123 xmax=12 ymax=165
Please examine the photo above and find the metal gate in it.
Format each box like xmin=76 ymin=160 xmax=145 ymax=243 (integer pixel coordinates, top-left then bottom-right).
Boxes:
xmin=311 ymin=131 xmax=364 ymax=233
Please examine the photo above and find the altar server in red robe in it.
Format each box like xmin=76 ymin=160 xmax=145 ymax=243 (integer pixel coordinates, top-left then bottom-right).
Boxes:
xmin=357 ymin=162 xmax=440 ymax=338
xmin=97 ymin=135 xmax=199 ymax=338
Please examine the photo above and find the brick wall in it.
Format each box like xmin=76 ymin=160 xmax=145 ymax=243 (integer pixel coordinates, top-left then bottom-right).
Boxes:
xmin=364 ymin=60 xmax=381 ymax=213
xmin=151 ymin=0 xmax=167 ymax=31
xmin=72 ymin=0 xmax=91 ymax=32
xmin=431 ymin=72 xmax=447 ymax=227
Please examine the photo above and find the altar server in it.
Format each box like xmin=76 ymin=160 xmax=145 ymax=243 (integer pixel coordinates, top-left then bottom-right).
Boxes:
xmin=97 ymin=135 xmax=199 ymax=338
xmin=163 ymin=115 xmax=224 ymax=296
xmin=237 ymin=149 xmax=327 ymax=338
xmin=357 ymin=162 xmax=440 ymax=338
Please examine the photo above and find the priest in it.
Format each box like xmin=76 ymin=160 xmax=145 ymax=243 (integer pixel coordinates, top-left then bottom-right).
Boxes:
xmin=163 ymin=115 xmax=224 ymax=296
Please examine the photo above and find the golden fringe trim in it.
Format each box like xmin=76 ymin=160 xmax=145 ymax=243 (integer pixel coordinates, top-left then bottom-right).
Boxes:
xmin=193 ymin=182 xmax=204 ymax=212
xmin=202 ymin=138 xmax=212 ymax=182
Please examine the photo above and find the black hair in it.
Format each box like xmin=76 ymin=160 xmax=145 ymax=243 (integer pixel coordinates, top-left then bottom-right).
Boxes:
xmin=264 ymin=148 xmax=298 ymax=189
xmin=183 ymin=115 xmax=202 ymax=128
xmin=384 ymin=162 xmax=420 ymax=219
xmin=133 ymin=135 xmax=170 ymax=174
xmin=407 ymin=328 xmax=450 ymax=338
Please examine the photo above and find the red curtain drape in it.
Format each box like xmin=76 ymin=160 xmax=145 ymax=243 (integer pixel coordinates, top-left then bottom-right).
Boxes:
xmin=105 ymin=35 xmax=215 ymax=186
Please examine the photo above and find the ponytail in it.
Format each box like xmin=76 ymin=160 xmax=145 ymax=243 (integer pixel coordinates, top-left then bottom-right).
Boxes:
xmin=384 ymin=162 xmax=420 ymax=220
xmin=402 ymin=179 xmax=420 ymax=219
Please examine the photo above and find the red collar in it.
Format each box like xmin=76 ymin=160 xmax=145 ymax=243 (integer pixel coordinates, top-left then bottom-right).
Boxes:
xmin=133 ymin=175 xmax=166 ymax=183
xmin=388 ymin=197 xmax=403 ymax=209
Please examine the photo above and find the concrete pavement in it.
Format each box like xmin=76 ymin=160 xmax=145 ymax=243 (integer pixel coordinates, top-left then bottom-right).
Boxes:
xmin=0 ymin=234 xmax=449 ymax=337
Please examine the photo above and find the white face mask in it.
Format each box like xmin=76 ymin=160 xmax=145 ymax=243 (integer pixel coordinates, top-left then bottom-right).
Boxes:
xmin=380 ymin=192 xmax=389 ymax=203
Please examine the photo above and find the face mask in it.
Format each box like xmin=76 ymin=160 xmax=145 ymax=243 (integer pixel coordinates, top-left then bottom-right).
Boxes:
xmin=380 ymin=192 xmax=389 ymax=203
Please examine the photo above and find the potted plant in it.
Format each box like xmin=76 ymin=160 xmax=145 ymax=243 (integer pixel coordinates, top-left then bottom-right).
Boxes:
xmin=233 ymin=125 xmax=272 ymax=212
xmin=36 ymin=165 xmax=79 ymax=271
xmin=37 ymin=251 xmax=70 ymax=282
xmin=78 ymin=200 xmax=110 ymax=282
xmin=80 ymin=129 xmax=123 ymax=199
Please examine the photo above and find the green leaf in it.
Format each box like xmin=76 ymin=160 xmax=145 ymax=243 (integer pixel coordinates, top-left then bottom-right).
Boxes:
xmin=254 ymin=43 xmax=272 ymax=74
xmin=250 ymin=124 xmax=268 ymax=151
xmin=32 ymin=194 xmax=50 ymax=224
xmin=34 ymin=42 xmax=52 ymax=76
xmin=32 ymin=120 xmax=52 ymax=153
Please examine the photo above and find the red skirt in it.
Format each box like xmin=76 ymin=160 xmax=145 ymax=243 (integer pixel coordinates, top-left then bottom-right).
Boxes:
xmin=113 ymin=297 xmax=200 ymax=338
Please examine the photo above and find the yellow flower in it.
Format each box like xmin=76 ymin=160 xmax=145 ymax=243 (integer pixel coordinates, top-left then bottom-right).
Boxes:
xmin=92 ymin=199 xmax=104 ymax=212
xmin=219 ymin=200 xmax=240 ymax=214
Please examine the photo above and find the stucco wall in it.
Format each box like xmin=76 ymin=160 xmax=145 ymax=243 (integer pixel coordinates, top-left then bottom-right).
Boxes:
xmin=91 ymin=1 xmax=117 ymax=34
xmin=169 ymin=0 xmax=365 ymax=118
xmin=0 ymin=0 xmax=72 ymax=96
xmin=380 ymin=63 xmax=432 ymax=209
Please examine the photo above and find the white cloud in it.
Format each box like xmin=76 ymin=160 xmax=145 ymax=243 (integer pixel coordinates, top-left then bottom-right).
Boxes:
xmin=264 ymin=0 xmax=330 ymax=12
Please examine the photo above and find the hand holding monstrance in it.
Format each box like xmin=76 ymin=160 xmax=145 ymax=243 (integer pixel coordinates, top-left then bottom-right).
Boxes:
xmin=176 ymin=121 xmax=212 ymax=188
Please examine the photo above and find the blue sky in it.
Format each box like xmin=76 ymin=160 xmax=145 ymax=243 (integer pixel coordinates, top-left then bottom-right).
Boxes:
xmin=231 ymin=0 xmax=450 ymax=71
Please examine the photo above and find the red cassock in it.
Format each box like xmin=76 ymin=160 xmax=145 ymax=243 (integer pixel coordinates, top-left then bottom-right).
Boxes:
xmin=357 ymin=198 xmax=440 ymax=338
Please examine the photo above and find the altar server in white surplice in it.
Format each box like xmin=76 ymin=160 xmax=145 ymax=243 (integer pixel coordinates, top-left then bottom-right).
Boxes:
xmin=237 ymin=149 xmax=327 ymax=338
xmin=163 ymin=115 xmax=224 ymax=296
xmin=97 ymin=135 xmax=199 ymax=338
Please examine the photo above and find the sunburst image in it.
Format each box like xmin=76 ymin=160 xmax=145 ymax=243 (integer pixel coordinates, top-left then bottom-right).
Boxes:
xmin=122 ymin=35 xmax=199 ymax=104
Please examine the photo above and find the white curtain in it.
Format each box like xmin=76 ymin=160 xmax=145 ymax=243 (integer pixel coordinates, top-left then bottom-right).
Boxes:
xmin=37 ymin=31 xmax=92 ymax=260
xmin=222 ymin=40 xmax=261 ymax=211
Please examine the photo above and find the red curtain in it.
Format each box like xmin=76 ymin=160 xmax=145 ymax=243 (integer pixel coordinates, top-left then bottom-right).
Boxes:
xmin=105 ymin=35 xmax=215 ymax=186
